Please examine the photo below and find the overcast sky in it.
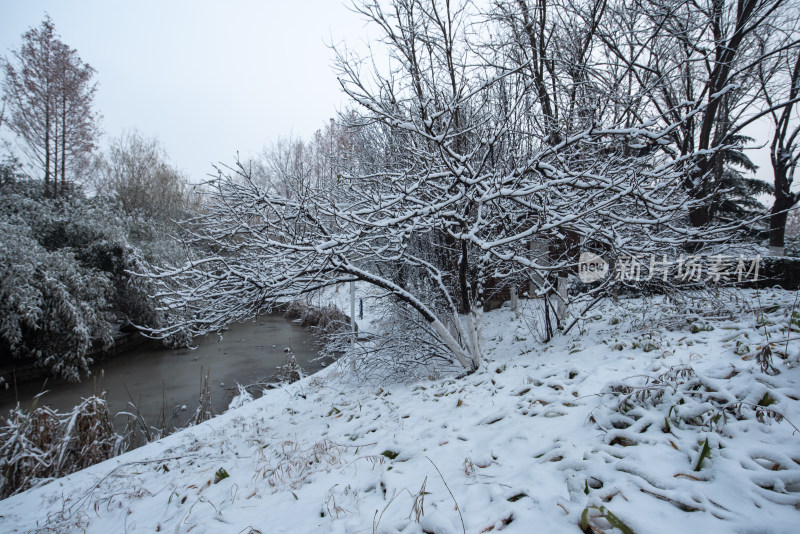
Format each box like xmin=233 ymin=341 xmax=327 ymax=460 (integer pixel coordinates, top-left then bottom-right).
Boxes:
xmin=0 ymin=0 xmax=370 ymax=182
xmin=0 ymin=0 xmax=782 ymax=194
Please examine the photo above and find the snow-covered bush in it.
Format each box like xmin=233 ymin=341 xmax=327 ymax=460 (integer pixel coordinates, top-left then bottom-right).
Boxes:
xmin=329 ymin=299 xmax=464 ymax=384
xmin=0 ymin=404 xmax=60 ymax=498
xmin=0 ymin=180 xmax=190 ymax=380
xmin=226 ymin=383 xmax=254 ymax=410
xmin=0 ymin=393 xmax=123 ymax=499
xmin=190 ymin=367 xmax=214 ymax=425
xmin=274 ymin=351 xmax=304 ymax=384
xmin=284 ymin=300 xmax=351 ymax=340
xmin=57 ymin=394 xmax=123 ymax=473
xmin=0 ymin=220 xmax=114 ymax=380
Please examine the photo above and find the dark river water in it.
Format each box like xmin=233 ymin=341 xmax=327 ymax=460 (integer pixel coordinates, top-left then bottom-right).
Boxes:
xmin=0 ymin=316 xmax=327 ymax=430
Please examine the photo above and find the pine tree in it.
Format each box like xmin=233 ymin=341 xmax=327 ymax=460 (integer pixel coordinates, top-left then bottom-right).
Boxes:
xmin=712 ymin=136 xmax=773 ymax=224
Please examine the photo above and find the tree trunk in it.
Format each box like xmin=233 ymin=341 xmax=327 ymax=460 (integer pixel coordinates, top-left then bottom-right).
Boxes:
xmin=769 ymin=189 xmax=794 ymax=250
xmin=44 ymin=109 xmax=51 ymax=198
xmin=769 ymin=207 xmax=788 ymax=250
xmin=60 ymin=103 xmax=67 ymax=195
xmin=459 ymin=239 xmax=469 ymax=314
xmin=770 ymin=140 xmax=798 ymax=251
xmin=340 ymin=261 xmax=481 ymax=372
xmin=510 ymin=286 xmax=520 ymax=317
xmin=52 ymin=114 xmax=58 ymax=198
xmin=556 ymin=275 xmax=568 ymax=323
xmin=431 ymin=318 xmax=478 ymax=372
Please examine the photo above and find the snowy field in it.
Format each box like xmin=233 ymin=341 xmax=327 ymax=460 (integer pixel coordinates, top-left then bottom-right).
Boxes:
xmin=1 ymin=289 xmax=799 ymax=533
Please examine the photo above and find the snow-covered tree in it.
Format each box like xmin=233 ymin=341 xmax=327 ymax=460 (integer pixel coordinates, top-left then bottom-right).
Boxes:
xmin=593 ymin=0 xmax=798 ymax=228
xmin=756 ymin=26 xmax=800 ymax=251
xmin=248 ymin=120 xmax=350 ymax=201
xmin=141 ymin=0 xmax=744 ymax=373
xmin=0 ymin=213 xmax=114 ymax=381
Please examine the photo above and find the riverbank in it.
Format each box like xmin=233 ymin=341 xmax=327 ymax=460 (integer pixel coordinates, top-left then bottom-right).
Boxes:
xmin=0 ymin=316 xmax=322 ymax=422
xmin=1 ymin=289 xmax=799 ymax=532
xmin=0 ymin=295 xmax=350 ymax=390
xmin=0 ymin=293 xmax=357 ymax=418
xmin=0 ymin=300 xmax=353 ymax=499
xmin=0 ymin=329 xmax=156 ymax=387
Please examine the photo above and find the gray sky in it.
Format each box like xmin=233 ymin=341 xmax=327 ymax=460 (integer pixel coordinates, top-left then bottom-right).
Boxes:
xmin=0 ymin=0 xmax=369 ymax=182
xmin=0 ymin=0 xmax=783 ymax=199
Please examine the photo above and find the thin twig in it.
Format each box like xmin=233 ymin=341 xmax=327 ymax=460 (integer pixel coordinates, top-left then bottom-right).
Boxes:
xmin=426 ymin=456 xmax=466 ymax=534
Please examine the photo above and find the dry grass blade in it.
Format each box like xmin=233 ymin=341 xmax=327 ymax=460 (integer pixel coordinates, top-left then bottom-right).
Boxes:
xmin=426 ymin=456 xmax=466 ymax=534
xmin=0 ymin=392 xmax=124 ymax=499
xmin=192 ymin=366 xmax=214 ymax=425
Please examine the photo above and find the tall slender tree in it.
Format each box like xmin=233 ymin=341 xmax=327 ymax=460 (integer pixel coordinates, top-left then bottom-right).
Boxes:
xmin=1 ymin=16 xmax=99 ymax=197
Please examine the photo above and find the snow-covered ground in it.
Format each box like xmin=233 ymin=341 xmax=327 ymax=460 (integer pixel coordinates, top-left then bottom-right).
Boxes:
xmin=1 ymin=289 xmax=799 ymax=533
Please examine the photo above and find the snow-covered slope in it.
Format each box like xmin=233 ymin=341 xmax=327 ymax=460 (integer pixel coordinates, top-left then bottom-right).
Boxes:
xmin=1 ymin=290 xmax=799 ymax=533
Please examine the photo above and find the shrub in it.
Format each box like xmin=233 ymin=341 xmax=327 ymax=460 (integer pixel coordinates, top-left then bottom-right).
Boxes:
xmin=0 ymin=393 xmax=123 ymax=499
xmin=0 ymin=180 xmax=191 ymax=380
xmin=327 ymin=299 xmax=463 ymax=385
xmin=0 ymin=220 xmax=114 ymax=380
xmin=284 ymin=300 xmax=351 ymax=338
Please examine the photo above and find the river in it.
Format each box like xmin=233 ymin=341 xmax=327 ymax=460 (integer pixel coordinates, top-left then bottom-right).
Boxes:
xmin=0 ymin=316 xmax=328 ymax=431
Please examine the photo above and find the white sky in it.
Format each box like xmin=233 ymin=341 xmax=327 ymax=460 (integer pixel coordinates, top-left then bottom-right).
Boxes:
xmin=0 ymin=0 xmax=370 ymax=182
xmin=0 ymin=0 xmax=784 ymax=198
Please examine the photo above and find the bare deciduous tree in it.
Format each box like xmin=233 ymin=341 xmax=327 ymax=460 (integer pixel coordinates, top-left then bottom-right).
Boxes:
xmin=593 ymin=0 xmax=797 ymax=229
xmin=95 ymin=130 xmax=193 ymax=220
xmin=1 ymin=16 xmax=100 ymax=197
